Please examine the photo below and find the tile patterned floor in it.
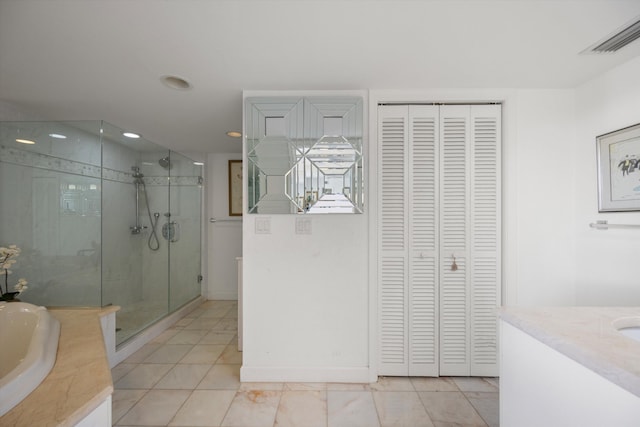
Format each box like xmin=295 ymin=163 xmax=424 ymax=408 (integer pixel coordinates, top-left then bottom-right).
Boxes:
xmin=112 ymin=300 xmax=499 ymax=426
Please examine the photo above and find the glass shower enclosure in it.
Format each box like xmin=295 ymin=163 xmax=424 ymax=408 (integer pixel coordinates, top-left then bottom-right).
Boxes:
xmin=0 ymin=120 xmax=202 ymax=345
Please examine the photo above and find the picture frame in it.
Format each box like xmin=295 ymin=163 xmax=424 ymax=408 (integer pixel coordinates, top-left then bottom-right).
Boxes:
xmin=597 ymin=122 xmax=640 ymax=212
xmin=228 ymin=160 xmax=243 ymax=216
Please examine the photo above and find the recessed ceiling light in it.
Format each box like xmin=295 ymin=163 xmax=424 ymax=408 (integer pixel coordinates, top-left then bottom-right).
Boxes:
xmin=160 ymin=75 xmax=192 ymax=90
xmin=123 ymin=132 xmax=140 ymax=139
xmin=193 ymin=161 xmax=204 ymax=166
xmin=48 ymin=133 xmax=67 ymax=139
xmin=16 ymin=138 xmax=35 ymax=144
xmin=226 ymin=131 xmax=242 ymax=138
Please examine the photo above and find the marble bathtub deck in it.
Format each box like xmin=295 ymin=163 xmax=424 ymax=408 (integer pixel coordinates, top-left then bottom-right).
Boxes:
xmin=112 ymin=300 xmax=499 ymax=427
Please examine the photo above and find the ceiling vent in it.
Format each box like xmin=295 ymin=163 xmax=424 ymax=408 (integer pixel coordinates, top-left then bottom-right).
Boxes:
xmin=586 ymin=17 xmax=640 ymax=54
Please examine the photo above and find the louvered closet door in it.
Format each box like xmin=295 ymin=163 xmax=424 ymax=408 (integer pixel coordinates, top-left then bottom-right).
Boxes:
xmin=469 ymin=105 xmax=501 ymax=376
xmin=408 ymin=106 xmax=439 ymax=376
xmin=439 ymin=105 xmax=472 ymax=376
xmin=379 ymin=105 xmax=439 ymax=376
xmin=378 ymin=103 xmax=500 ymax=378
xmin=438 ymin=104 xmax=501 ymax=377
xmin=378 ymin=106 xmax=410 ymax=376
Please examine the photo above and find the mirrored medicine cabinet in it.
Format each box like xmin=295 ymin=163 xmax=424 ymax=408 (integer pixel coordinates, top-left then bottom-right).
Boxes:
xmin=245 ymin=96 xmax=364 ymax=214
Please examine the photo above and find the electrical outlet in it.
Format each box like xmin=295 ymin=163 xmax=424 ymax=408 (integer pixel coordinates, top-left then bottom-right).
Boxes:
xmin=295 ymin=217 xmax=312 ymax=235
xmin=255 ymin=217 xmax=271 ymax=234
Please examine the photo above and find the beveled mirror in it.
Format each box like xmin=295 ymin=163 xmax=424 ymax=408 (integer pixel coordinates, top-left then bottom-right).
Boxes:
xmin=245 ymin=96 xmax=363 ymax=214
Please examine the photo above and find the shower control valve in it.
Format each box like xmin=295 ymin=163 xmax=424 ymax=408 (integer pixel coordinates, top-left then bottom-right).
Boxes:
xmin=130 ymin=225 xmax=148 ymax=235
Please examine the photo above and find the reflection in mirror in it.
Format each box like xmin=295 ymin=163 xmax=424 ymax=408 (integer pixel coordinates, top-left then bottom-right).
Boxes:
xmin=245 ymin=96 xmax=363 ymax=214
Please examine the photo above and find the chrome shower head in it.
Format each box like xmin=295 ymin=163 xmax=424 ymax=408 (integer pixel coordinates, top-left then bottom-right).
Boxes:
xmin=159 ymin=156 xmax=171 ymax=169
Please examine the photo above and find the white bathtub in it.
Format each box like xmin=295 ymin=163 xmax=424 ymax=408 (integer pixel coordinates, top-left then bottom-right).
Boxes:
xmin=0 ymin=302 xmax=60 ymax=417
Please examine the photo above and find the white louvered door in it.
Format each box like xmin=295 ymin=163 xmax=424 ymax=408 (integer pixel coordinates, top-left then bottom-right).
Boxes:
xmin=439 ymin=105 xmax=472 ymax=376
xmin=378 ymin=106 xmax=409 ymax=376
xmin=408 ymin=106 xmax=439 ymax=376
xmin=469 ymin=105 xmax=501 ymax=376
xmin=378 ymin=104 xmax=500 ymax=378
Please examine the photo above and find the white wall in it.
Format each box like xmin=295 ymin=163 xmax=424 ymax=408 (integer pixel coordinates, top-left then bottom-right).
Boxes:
xmin=573 ymin=56 xmax=640 ymax=305
xmin=241 ymin=214 xmax=369 ymax=382
xmin=511 ymin=90 xmax=577 ymax=305
xmin=207 ymin=152 xmax=243 ymax=300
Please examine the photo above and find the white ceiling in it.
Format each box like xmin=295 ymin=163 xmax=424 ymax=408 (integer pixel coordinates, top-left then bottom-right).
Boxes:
xmin=1 ymin=0 xmax=640 ymax=154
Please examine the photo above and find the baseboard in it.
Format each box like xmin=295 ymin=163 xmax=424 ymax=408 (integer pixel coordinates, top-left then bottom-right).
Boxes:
xmin=111 ymin=296 xmax=204 ymax=367
xmin=240 ymin=366 xmax=371 ymax=384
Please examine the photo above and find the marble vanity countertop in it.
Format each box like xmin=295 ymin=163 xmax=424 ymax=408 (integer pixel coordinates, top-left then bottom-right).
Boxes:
xmin=500 ymin=306 xmax=640 ymax=398
xmin=0 ymin=306 xmax=115 ymax=426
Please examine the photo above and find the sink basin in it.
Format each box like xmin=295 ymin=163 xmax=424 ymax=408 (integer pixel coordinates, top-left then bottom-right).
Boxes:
xmin=612 ymin=316 xmax=640 ymax=343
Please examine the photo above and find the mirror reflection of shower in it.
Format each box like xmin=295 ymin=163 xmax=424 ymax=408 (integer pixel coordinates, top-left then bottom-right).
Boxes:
xmin=130 ymin=165 xmax=161 ymax=251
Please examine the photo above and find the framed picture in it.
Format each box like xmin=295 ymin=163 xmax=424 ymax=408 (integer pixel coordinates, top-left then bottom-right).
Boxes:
xmin=228 ymin=160 xmax=243 ymax=216
xmin=597 ymin=122 xmax=640 ymax=212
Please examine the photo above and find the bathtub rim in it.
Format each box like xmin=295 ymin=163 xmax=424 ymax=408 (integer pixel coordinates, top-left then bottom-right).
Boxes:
xmin=0 ymin=301 xmax=61 ymax=417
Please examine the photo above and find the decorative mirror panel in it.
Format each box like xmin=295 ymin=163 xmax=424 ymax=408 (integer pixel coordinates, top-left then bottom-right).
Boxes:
xmin=246 ymin=96 xmax=363 ymax=214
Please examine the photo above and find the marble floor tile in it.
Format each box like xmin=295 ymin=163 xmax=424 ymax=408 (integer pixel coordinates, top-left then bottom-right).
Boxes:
xmin=180 ymin=344 xmax=227 ymax=364
xmin=199 ymin=331 xmax=236 ymax=345
xmin=327 ymin=391 xmax=381 ymax=427
xmin=112 ymin=301 xmax=500 ymax=427
xmin=167 ymin=329 xmax=209 ymax=345
xmin=111 ymin=363 xmax=137 ymax=383
xmin=239 ymin=382 xmax=284 ymax=391
xmin=211 ymin=318 xmax=238 ymax=332
xmin=117 ymin=389 xmax=191 ymax=426
xmin=283 ymin=382 xmax=327 ymax=391
xmin=411 ymin=377 xmax=459 ymax=392
xmin=453 ymin=377 xmax=499 ymax=393
xmin=184 ymin=317 xmax=222 ymax=330
xmin=465 ymin=392 xmax=499 ymax=427
xmin=197 ymin=364 xmax=241 ymax=390
xmin=371 ymin=376 xmax=416 ymax=391
xmin=151 ymin=328 xmax=181 ymax=344
xmin=485 ymin=377 xmax=499 ymax=388
xmin=154 ymin=364 xmax=212 ymax=389
xmin=275 ymin=390 xmax=327 ymax=427
xmin=200 ymin=305 xmax=234 ymax=319
xmin=169 ymin=390 xmax=237 ymax=426
xmin=111 ymin=389 xmax=148 ymax=424
xmin=175 ymin=317 xmax=195 ymax=327
xmin=216 ymin=343 xmax=243 ymax=364
xmin=123 ymin=343 xmax=163 ymax=363
xmin=115 ymin=363 xmax=174 ymax=389
xmin=326 ymin=383 xmax=371 ymax=391
xmin=418 ymin=391 xmax=487 ymax=427
xmin=373 ymin=391 xmax=435 ymax=427
xmin=185 ymin=307 xmax=207 ymax=318
xmin=221 ymin=390 xmax=281 ymax=427
xmin=144 ymin=344 xmax=193 ymax=364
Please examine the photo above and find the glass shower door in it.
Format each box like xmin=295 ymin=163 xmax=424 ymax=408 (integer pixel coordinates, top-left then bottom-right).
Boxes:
xmin=168 ymin=151 xmax=202 ymax=311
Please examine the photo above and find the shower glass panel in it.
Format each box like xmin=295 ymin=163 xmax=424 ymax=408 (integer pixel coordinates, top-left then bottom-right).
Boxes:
xmin=0 ymin=121 xmax=102 ymax=306
xmin=0 ymin=120 xmax=202 ymax=346
xmin=167 ymin=151 xmax=202 ymax=312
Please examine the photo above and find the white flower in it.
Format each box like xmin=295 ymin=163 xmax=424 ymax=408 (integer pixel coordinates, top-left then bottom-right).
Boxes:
xmin=14 ymin=278 xmax=28 ymax=293
xmin=1 ymin=245 xmax=28 ymax=297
